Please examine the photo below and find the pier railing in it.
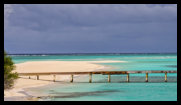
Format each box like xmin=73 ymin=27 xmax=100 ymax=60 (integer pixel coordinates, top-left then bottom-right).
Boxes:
xmin=18 ymin=70 xmax=177 ymax=83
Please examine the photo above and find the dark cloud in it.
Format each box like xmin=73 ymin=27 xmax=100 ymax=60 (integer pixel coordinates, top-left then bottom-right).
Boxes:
xmin=4 ymin=4 xmax=177 ymax=53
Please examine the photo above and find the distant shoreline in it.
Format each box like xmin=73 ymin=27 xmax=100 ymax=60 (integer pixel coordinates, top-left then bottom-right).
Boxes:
xmin=7 ymin=53 xmax=177 ymax=56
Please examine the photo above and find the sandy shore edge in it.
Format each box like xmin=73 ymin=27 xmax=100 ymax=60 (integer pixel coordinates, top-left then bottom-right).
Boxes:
xmin=4 ymin=60 xmax=125 ymax=101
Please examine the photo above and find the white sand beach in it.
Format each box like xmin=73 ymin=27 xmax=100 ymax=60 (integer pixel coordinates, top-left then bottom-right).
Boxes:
xmin=4 ymin=60 xmax=125 ymax=99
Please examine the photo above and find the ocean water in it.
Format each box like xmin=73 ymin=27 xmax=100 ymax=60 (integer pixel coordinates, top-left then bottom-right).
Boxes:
xmin=11 ymin=53 xmax=177 ymax=101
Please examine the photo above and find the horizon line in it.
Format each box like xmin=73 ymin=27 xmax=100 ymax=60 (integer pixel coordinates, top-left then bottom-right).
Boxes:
xmin=7 ymin=52 xmax=177 ymax=55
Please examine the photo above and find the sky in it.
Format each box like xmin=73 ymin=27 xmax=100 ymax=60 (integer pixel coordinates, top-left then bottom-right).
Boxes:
xmin=4 ymin=4 xmax=177 ymax=54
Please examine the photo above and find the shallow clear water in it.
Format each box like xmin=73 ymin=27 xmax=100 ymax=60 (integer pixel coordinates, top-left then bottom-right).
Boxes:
xmin=11 ymin=53 xmax=177 ymax=101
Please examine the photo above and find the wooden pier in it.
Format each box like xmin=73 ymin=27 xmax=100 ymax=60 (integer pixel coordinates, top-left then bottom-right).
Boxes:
xmin=18 ymin=70 xmax=177 ymax=83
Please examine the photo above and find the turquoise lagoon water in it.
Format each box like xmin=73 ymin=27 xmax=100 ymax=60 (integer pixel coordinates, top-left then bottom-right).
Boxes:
xmin=11 ymin=53 xmax=177 ymax=101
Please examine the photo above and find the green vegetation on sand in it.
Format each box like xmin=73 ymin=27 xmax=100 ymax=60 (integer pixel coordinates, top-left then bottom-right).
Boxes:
xmin=4 ymin=51 xmax=18 ymax=89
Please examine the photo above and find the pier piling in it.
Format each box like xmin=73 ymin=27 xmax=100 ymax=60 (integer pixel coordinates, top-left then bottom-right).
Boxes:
xmin=53 ymin=75 xmax=56 ymax=82
xmin=146 ymin=73 xmax=148 ymax=82
xmin=165 ymin=72 xmax=167 ymax=82
xmin=70 ymin=75 xmax=73 ymax=83
xmin=89 ymin=73 xmax=92 ymax=83
xmin=127 ymin=74 xmax=129 ymax=82
xmin=108 ymin=74 xmax=111 ymax=82
xmin=37 ymin=75 xmax=39 ymax=80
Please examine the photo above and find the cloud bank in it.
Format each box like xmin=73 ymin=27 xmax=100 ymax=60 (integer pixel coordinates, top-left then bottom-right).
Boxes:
xmin=4 ymin=4 xmax=177 ymax=53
